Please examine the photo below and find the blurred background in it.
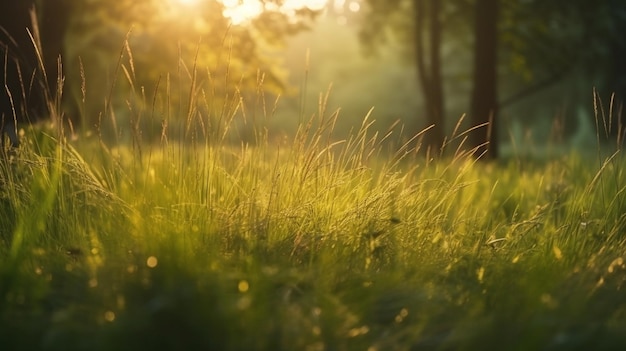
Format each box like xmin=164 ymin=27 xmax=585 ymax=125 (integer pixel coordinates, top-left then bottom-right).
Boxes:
xmin=2 ymin=0 xmax=626 ymax=157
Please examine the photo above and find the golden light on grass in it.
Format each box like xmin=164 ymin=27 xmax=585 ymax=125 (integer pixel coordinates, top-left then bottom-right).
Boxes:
xmin=476 ymin=266 xmax=485 ymax=283
xmin=552 ymin=246 xmax=563 ymax=260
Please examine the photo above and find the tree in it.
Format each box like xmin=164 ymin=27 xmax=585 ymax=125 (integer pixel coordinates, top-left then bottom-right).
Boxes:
xmin=469 ymin=0 xmax=498 ymax=159
xmin=38 ymin=0 xmax=72 ymax=113
xmin=52 ymin=0 xmax=321 ymax=139
xmin=361 ymin=0 xmax=495 ymax=156
xmin=497 ymin=0 xmax=623 ymax=143
xmin=4 ymin=0 xmax=324 ymax=144
xmin=605 ymin=0 xmax=626 ymax=141
xmin=0 ymin=1 xmax=46 ymax=147
xmin=361 ymin=0 xmax=625 ymax=158
xmin=360 ymin=0 xmax=500 ymax=158
xmin=360 ymin=0 xmax=449 ymax=155
xmin=413 ymin=0 xmax=445 ymax=155
xmin=0 ymin=0 xmax=75 ymax=142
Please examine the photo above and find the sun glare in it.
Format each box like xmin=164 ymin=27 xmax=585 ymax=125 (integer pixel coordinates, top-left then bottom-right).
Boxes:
xmin=222 ymin=0 xmax=264 ymax=25
xmin=218 ymin=0 xmax=332 ymax=25
xmin=169 ymin=0 xmax=360 ymax=25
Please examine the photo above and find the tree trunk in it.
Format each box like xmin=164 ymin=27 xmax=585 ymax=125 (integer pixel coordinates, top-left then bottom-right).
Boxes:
xmin=0 ymin=0 xmax=44 ymax=146
xmin=39 ymin=0 xmax=73 ymax=122
xmin=607 ymin=0 xmax=626 ymax=143
xmin=469 ymin=0 xmax=498 ymax=159
xmin=413 ymin=0 xmax=445 ymax=156
xmin=0 ymin=1 xmax=72 ymax=139
xmin=40 ymin=0 xmax=70 ymax=96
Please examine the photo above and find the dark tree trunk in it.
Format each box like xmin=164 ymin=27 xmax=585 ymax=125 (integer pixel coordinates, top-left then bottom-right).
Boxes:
xmin=607 ymin=0 xmax=626 ymax=143
xmin=413 ymin=0 xmax=445 ymax=156
xmin=39 ymin=0 xmax=72 ymax=119
xmin=0 ymin=1 xmax=71 ymax=147
xmin=469 ymin=0 xmax=499 ymax=159
xmin=0 ymin=1 xmax=44 ymax=147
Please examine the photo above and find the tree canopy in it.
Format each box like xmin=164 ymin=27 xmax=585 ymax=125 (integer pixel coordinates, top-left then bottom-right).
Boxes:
xmin=60 ymin=1 xmax=323 ymax=130
xmin=2 ymin=0 xmax=325 ymax=141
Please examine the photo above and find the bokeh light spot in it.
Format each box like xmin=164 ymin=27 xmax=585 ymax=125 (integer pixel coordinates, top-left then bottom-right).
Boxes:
xmin=238 ymin=280 xmax=249 ymax=293
xmin=104 ymin=311 xmax=116 ymax=322
xmin=348 ymin=1 xmax=360 ymax=12
xmin=147 ymin=256 xmax=158 ymax=268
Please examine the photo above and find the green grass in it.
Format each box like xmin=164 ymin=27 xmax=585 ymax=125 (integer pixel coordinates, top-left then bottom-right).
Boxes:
xmin=2 ymin=74 xmax=626 ymax=350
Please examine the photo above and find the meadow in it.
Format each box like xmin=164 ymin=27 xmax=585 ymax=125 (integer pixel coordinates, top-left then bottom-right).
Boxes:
xmin=1 ymin=71 xmax=626 ymax=351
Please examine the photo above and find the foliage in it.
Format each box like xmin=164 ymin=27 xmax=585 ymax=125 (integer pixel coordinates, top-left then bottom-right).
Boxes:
xmin=56 ymin=0 xmax=319 ymax=129
xmin=1 ymin=61 xmax=626 ymax=350
xmin=499 ymin=0 xmax=615 ymax=83
xmin=358 ymin=0 xmax=626 ymax=152
xmin=359 ymin=0 xmax=619 ymax=97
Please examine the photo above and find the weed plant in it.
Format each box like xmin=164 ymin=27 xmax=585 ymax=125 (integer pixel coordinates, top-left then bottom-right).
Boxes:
xmin=1 ymin=45 xmax=626 ymax=351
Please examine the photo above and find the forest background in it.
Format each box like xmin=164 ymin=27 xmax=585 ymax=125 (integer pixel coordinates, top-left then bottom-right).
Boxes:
xmin=3 ymin=0 xmax=625 ymax=159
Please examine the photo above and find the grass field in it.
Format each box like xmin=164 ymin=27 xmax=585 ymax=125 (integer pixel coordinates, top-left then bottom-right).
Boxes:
xmin=1 ymin=82 xmax=626 ymax=351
